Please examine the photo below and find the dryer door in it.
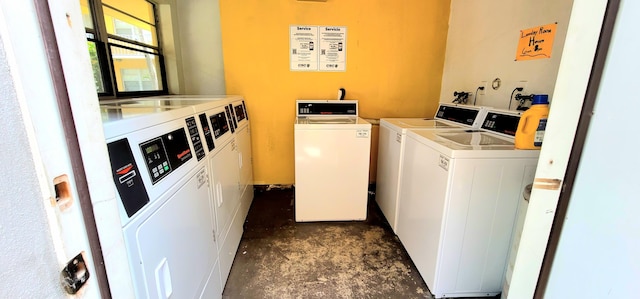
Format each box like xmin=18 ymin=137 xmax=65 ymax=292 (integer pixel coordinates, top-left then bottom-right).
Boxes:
xmin=130 ymin=167 xmax=218 ymax=298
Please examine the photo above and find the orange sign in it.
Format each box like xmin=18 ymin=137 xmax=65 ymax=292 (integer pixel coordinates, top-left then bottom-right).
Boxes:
xmin=516 ymin=23 xmax=557 ymax=61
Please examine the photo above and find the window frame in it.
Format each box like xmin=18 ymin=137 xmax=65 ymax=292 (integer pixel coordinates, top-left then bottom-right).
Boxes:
xmin=83 ymin=0 xmax=168 ymax=99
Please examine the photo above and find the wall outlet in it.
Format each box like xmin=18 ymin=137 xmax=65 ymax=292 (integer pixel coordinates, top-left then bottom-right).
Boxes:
xmin=479 ymin=81 xmax=487 ymax=95
xmin=517 ymin=80 xmax=528 ymax=91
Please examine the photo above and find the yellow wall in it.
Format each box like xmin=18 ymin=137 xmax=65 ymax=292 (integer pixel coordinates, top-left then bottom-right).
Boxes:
xmin=220 ymin=0 xmax=450 ymax=184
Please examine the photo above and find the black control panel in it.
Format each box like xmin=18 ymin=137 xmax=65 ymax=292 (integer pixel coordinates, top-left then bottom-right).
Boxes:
xmin=139 ymin=128 xmax=192 ymax=185
xmin=242 ymin=100 xmax=248 ymax=120
xmin=229 ymin=104 xmax=239 ymax=127
xmin=436 ymin=105 xmax=480 ymax=126
xmin=210 ymin=111 xmax=230 ymax=139
xmin=199 ymin=113 xmax=215 ymax=152
xmin=107 ymin=138 xmax=150 ymax=217
xmin=297 ymin=102 xmax=357 ymax=115
xmin=186 ymin=116 xmax=205 ymax=161
xmin=481 ymin=112 xmax=521 ymax=136
xmin=224 ymin=106 xmax=236 ymax=133
xmin=234 ymin=103 xmax=246 ymax=122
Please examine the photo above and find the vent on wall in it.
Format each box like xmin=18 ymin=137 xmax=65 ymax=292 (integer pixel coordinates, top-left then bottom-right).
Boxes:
xmin=297 ymin=0 xmax=327 ymax=2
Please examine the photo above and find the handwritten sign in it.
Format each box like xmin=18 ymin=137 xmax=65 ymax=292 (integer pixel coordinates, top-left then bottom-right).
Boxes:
xmin=516 ymin=23 xmax=557 ymax=61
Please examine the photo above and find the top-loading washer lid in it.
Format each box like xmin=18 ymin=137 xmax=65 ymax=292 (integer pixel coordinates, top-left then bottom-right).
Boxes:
xmin=396 ymin=119 xmax=457 ymax=128
xmin=100 ymin=105 xmax=185 ymax=122
xmin=437 ymin=132 xmax=514 ymax=146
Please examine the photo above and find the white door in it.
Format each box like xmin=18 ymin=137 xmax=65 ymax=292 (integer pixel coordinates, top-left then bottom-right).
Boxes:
xmin=209 ymin=138 xmax=242 ymax=286
xmin=210 ymin=139 xmax=241 ymax=247
xmin=508 ymin=1 xmax=609 ymax=297
xmin=134 ymin=167 xmax=218 ymax=298
xmin=1 ymin=0 xmax=133 ymax=297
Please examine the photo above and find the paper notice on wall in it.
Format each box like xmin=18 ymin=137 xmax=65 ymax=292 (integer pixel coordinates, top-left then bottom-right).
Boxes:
xmin=290 ymin=25 xmax=347 ymax=72
xmin=290 ymin=25 xmax=319 ymax=71
xmin=319 ymin=26 xmax=347 ymax=72
xmin=515 ymin=23 xmax=557 ymax=61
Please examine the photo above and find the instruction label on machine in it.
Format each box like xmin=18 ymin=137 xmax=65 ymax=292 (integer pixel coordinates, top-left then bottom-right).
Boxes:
xmin=290 ymin=25 xmax=346 ymax=72
xmin=356 ymin=130 xmax=369 ymax=138
xmin=439 ymin=155 xmax=450 ymax=171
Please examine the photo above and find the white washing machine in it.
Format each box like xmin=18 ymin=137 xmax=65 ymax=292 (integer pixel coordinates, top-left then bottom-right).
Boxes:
xmin=501 ymin=183 xmax=531 ymax=299
xmin=102 ymin=102 xmax=222 ymax=299
xmin=294 ymin=100 xmax=372 ymax=222
xmin=190 ymin=99 xmax=242 ymax=290
xmin=229 ymin=98 xmax=254 ymax=219
xmin=376 ymin=103 xmax=489 ymax=233
xmin=396 ymin=109 xmax=539 ymax=298
xmin=136 ymin=95 xmax=252 ymax=289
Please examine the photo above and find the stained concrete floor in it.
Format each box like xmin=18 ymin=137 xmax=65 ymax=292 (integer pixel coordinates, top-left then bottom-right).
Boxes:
xmin=222 ymin=187 xmax=431 ymax=298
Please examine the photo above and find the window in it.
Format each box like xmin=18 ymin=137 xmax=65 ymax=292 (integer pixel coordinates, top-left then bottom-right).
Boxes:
xmin=79 ymin=0 xmax=167 ymax=98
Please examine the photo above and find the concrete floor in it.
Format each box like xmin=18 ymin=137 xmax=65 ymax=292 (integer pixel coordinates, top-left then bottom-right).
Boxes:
xmin=222 ymin=187 xmax=432 ymax=298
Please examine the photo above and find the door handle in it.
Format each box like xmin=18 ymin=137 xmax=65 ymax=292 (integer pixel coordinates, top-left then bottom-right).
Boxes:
xmin=155 ymin=258 xmax=172 ymax=298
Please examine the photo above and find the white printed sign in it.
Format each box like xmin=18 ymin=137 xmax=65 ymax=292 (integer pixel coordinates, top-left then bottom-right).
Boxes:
xmin=290 ymin=25 xmax=347 ymax=72
xmin=319 ymin=26 xmax=346 ymax=71
xmin=290 ymin=25 xmax=319 ymax=71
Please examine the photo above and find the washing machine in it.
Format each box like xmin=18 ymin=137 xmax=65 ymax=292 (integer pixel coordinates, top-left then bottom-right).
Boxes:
xmin=102 ymin=102 xmax=222 ymax=299
xmin=376 ymin=103 xmax=489 ymax=233
xmin=294 ymin=100 xmax=372 ymax=222
xmin=191 ymin=99 xmax=244 ymax=289
xmin=122 ymin=95 xmax=252 ymax=288
xmin=228 ymin=98 xmax=254 ymax=218
xmin=395 ymin=109 xmax=539 ymax=298
xmin=501 ymin=183 xmax=532 ymax=299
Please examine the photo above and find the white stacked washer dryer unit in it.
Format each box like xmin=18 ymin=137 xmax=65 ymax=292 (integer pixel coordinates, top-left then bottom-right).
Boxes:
xmin=156 ymin=96 xmax=253 ymax=220
xmin=294 ymin=100 xmax=372 ymax=222
xmin=228 ymin=98 xmax=254 ymax=218
xmin=376 ymin=103 xmax=489 ymax=233
xmin=102 ymin=102 xmax=222 ymax=299
xmin=160 ymin=96 xmax=253 ymax=275
xmin=102 ymin=96 xmax=253 ymax=299
xmin=193 ymin=98 xmax=244 ymax=289
xmin=396 ymin=109 xmax=539 ymax=298
xmin=154 ymin=95 xmax=252 ymax=289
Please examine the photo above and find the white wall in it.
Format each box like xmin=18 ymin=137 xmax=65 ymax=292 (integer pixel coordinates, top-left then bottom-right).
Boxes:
xmin=544 ymin=1 xmax=640 ymax=297
xmin=158 ymin=1 xmax=183 ymax=94
xmin=175 ymin=0 xmax=226 ymax=95
xmin=441 ymin=0 xmax=574 ymax=109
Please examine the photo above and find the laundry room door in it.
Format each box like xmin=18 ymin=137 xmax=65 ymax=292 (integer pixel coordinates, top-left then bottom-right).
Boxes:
xmin=1 ymin=0 xmax=134 ymax=297
xmin=508 ymin=1 xmax=609 ymax=298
